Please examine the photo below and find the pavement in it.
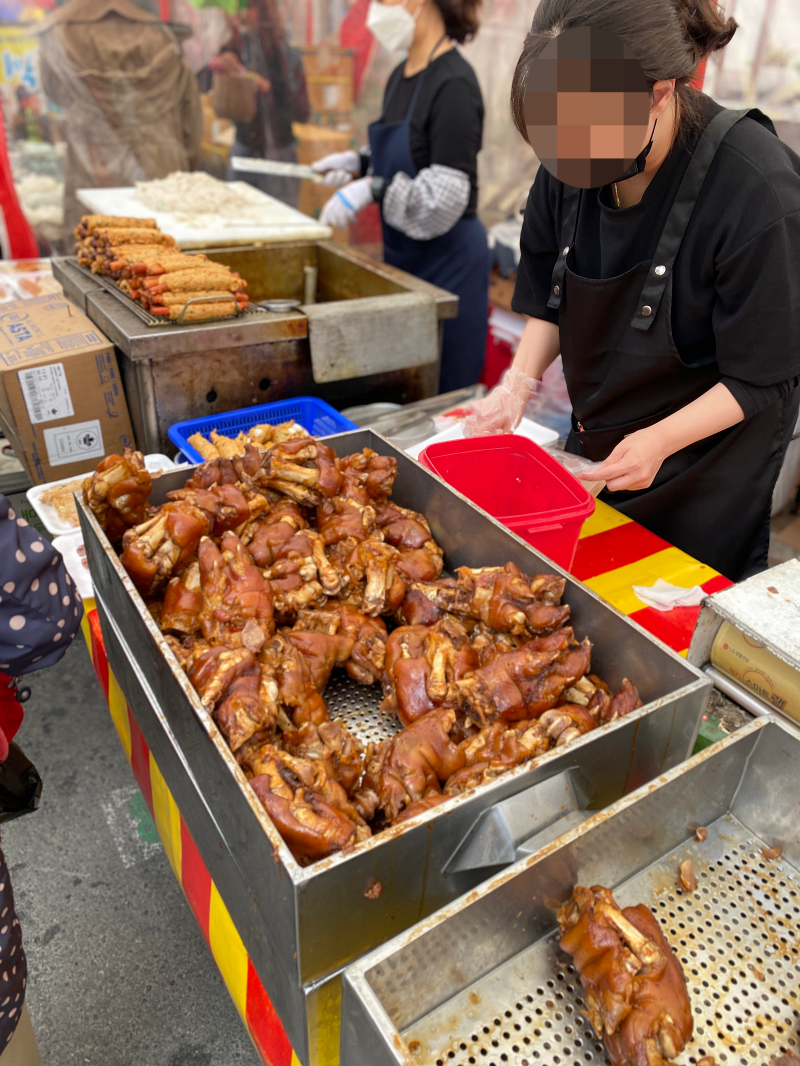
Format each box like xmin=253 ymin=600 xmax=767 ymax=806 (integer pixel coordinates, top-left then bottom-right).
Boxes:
xmin=2 ymin=638 xmax=260 ymax=1066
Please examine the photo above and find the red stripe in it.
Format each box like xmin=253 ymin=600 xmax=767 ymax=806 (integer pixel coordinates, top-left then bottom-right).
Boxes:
xmin=127 ymin=709 xmax=154 ymax=815
xmin=627 ymin=604 xmax=705 ymax=653
xmin=571 ymin=522 xmax=671 ymax=581
xmin=245 ymin=959 xmax=293 ymax=1066
xmin=180 ymin=820 xmax=212 ymax=945
xmin=87 ymin=610 xmax=109 ymax=699
xmin=702 ymin=574 xmax=734 ymax=595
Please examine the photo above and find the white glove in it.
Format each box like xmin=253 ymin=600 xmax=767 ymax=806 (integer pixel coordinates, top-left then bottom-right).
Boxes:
xmin=319 ymin=169 xmax=358 ymax=188
xmin=463 ymin=365 xmax=541 ymax=437
xmin=311 ymin=149 xmax=361 ymax=177
xmin=319 ymin=177 xmax=374 ymax=229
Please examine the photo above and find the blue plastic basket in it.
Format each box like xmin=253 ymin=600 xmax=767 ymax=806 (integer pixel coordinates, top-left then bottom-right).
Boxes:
xmin=168 ymin=397 xmax=358 ymax=464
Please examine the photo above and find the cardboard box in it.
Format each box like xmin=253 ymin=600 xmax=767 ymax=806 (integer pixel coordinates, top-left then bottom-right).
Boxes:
xmin=0 ymin=294 xmax=135 ymax=484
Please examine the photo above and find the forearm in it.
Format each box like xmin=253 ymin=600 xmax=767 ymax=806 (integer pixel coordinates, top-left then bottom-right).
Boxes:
xmin=512 ymin=317 xmax=561 ymax=381
xmin=647 ymin=382 xmax=745 ymax=457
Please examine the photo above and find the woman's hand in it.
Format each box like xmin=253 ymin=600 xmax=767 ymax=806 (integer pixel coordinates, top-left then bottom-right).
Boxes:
xmin=463 ymin=365 xmax=540 ymax=436
xmin=319 ymin=177 xmax=373 ymax=228
xmin=253 ymin=73 xmax=271 ymax=94
xmin=215 ymin=51 xmax=248 ymax=77
xmin=576 ymin=428 xmax=668 ymax=491
xmin=311 ymin=150 xmax=361 ymax=187
xmin=576 ymin=383 xmax=747 ymax=492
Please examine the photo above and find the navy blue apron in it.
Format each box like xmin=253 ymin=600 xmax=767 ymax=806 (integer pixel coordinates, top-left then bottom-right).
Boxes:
xmin=369 ymin=50 xmax=489 ymax=393
xmin=550 ymin=109 xmax=800 ymax=581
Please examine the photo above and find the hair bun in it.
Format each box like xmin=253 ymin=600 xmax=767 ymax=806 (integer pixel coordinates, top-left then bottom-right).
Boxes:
xmin=675 ymin=0 xmax=738 ymax=60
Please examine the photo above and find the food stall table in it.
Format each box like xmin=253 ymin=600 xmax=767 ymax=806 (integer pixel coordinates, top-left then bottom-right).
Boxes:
xmin=74 ymin=494 xmax=727 ymax=1066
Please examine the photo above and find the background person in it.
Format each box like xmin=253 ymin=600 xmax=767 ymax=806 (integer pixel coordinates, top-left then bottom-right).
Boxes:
xmin=218 ymin=0 xmax=309 ymax=208
xmin=314 ymin=0 xmax=489 ymax=395
xmin=467 ymin=0 xmax=800 ymax=582
xmin=0 ymin=496 xmax=83 ymax=1064
xmin=38 ymin=0 xmax=202 ymax=238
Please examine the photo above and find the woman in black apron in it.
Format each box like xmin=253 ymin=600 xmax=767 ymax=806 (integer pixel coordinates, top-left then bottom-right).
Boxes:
xmin=467 ymin=0 xmax=800 ymax=582
xmin=315 ymin=0 xmax=489 ymax=393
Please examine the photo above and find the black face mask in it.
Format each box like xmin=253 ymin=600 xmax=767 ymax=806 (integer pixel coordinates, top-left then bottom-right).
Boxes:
xmin=613 ymin=119 xmax=658 ymax=184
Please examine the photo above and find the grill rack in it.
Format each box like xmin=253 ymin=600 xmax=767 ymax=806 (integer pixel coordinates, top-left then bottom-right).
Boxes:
xmin=71 ymin=258 xmax=264 ymax=328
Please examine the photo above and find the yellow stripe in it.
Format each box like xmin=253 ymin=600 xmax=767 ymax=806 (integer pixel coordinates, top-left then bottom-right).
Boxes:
xmin=584 ymin=546 xmax=719 ymax=616
xmin=208 ymin=883 xmax=249 ymax=1023
xmin=307 ymin=976 xmax=341 ymax=1066
xmin=290 ymin=1055 xmax=304 ymax=1066
xmin=579 ymin=499 xmax=632 ymax=539
xmin=149 ymin=753 xmax=182 ymax=881
xmin=107 ymin=668 xmax=132 ymax=762
xmin=79 ymin=597 xmax=96 ymax=643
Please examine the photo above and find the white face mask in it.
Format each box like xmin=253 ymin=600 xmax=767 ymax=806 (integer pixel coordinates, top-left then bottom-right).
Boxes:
xmin=366 ymin=0 xmax=419 ymax=54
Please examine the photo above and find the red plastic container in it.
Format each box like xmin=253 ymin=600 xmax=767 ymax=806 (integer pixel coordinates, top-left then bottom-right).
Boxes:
xmin=418 ymin=435 xmax=595 ymax=570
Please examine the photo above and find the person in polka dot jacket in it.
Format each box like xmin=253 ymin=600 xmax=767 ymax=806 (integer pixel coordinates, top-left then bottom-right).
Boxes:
xmin=0 ymin=494 xmax=82 ymax=1064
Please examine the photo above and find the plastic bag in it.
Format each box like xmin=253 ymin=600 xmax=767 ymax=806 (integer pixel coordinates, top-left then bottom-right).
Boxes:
xmin=545 ymin=449 xmax=606 ymax=497
xmin=0 ymin=742 xmax=41 ymax=824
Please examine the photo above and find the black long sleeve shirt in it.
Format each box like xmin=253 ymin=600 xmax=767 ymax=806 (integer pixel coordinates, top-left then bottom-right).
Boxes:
xmin=512 ymin=94 xmax=800 ymax=418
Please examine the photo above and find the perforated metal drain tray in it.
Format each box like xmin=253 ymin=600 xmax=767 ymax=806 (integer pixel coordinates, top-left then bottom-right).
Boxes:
xmin=341 ymin=716 xmax=800 ymax=1066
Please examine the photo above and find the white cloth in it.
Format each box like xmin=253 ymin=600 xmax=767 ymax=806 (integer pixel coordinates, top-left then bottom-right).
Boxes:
xmin=383 ymin=163 xmax=470 ymax=240
xmin=631 ymin=578 xmax=707 ymax=612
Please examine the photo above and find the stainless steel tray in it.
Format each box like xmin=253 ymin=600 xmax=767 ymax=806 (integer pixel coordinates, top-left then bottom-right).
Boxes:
xmin=79 ymin=429 xmax=711 ymax=1063
xmin=341 ymin=716 xmax=800 ymax=1066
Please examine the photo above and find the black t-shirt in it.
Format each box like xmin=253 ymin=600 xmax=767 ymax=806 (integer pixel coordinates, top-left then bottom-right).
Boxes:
xmin=380 ymin=49 xmax=484 ymax=216
xmin=512 ymin=94 xmax=800 ymax=416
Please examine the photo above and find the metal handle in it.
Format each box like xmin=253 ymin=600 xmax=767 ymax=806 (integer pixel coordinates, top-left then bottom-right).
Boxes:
xmin=175 ymin=293 xmax=241 ymax=325
xmin=441 ymin=767 xmax=594 ymax=875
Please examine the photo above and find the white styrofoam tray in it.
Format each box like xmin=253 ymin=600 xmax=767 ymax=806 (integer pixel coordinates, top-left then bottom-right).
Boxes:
xmin=76 ymin=185 xmax=332 ymax=249
xmin=52 ymin=531 xmax=93 ymax=601
xmin=28 ymin=454 xmax=176 ymax=536
xmin=404 ymin=416 xmax=559 ymax=461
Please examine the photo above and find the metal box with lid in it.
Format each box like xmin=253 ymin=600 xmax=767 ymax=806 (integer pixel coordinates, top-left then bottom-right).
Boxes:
xmin=341 ymin=715 xmax=800 ymax=1066
xmin=78 ymin=430 xmax=712 ymax=1064
xmin=53 ymin=243 xmax=458 ymax=455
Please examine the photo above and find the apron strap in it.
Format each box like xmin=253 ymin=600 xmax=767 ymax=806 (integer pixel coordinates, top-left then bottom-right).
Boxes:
xmin=381 ymin=33 xmax=449 ymax=122
xmin=631 ymin=108 xmax=756 ymax=332
xmin=547 ymin=187 xmax=581 ymax=310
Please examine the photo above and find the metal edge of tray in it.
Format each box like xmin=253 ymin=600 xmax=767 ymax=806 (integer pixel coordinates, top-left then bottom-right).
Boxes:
xmin=340 ymin=715 xmax=799 ymax=1066
xmin=66 ymin=258 xmax=255 ymax=328
xmin=316 ymin=241 xmax=460 ymax=321
xmin=90 ymin=588 xmax=310 ymax=1049
xmin=78 ymin=430 xmax=711 ymax=984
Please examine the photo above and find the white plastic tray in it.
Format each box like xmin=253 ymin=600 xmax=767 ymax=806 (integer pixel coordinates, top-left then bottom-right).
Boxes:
xmin=28 ymin=454 xmax=176 ymax=536
xmin=52 ymin=531 xmax=94 ymax=601
xmin=404 ymin=416 xmax=559 ymax=461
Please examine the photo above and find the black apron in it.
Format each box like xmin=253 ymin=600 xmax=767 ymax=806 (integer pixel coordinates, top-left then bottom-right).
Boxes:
xmin=369 ymin=53 xmax=489 ymax=393
xmin=550 ymin=109 xmax=799 ymax=581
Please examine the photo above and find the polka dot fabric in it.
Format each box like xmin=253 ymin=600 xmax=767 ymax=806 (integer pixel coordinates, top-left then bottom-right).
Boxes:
xmin=0 ymin=849 xmax=27 ymax=1049
xmin=0 ymin=497 xmax=83 ymax=675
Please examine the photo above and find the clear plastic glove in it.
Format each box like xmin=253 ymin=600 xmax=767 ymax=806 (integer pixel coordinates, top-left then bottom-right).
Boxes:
xmin=311 ymin=150 xmax=361 ymax=177
xmin=463 ymin=365 xmax=540 ymax=437
xmin=319 ymin=177 xmax=374 ymax=229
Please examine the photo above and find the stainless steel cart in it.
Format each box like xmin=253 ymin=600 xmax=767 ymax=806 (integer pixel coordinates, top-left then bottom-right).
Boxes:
xmin=79 ymin=430 xmax=711 ymax=1065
